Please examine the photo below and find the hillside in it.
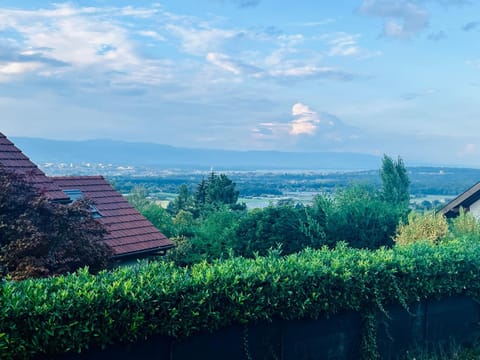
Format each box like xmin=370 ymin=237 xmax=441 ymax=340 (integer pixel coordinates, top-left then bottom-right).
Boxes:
xmin=12 ymin=137 xmax=381 ymax=170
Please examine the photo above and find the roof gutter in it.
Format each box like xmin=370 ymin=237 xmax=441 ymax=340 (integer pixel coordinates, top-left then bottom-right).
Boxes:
xmin=112 ymin=244 xmax=176 ymax=260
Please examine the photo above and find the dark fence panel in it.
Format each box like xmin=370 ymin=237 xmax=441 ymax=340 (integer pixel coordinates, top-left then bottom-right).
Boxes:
xmin=282 ymin=311 xmax=361 ymax=360
xmin=172 ymin=321 xmax=282 ymax=360
xmin=43 ymin=334 xmax=172 ymax=360
xmin=44 ymin=295 xmax=480 ymax=360
xmin=377 ymin=301 xmax=426 ymax=359
xmin=425 ymin=295 xmax=480 ymax=353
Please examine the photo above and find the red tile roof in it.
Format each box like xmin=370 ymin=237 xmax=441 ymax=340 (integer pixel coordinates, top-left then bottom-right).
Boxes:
xmin=51 ymin=176 xmax=174 ymax=257
xmin=0 ymin=133 xmax=70 ymax=202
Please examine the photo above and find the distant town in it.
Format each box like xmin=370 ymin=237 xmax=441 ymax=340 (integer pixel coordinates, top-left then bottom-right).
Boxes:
xmin=37 ymin=160 xmax=480 ymax=212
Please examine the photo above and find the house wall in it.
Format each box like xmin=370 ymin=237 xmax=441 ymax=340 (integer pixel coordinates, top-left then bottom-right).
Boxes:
xmin=469 ymin=200 xmax=480 ymax=219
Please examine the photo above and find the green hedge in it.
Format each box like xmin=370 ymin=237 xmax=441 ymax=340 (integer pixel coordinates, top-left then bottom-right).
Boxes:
xmin=2 ymin=239 xmax=480 ymax=359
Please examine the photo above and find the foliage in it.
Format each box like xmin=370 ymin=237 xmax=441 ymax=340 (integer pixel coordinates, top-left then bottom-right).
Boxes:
xmin=163 ymin=207 xmax=244 ymax=265
xmin=233 ymin=205 xmax=325 ymax=257
xmin=449 ymin=208 xmax=480 ymax=240
xmin=319 ymin=185 xmax=406 ymax=249
xmin=127 ymin=186 xmax=193 ymax=240
xmin=380 ymin=155 xmax=410 ymax=205
xmin=111 ymin=166 xmax=480 ymax=205
xmin=167 ymin=184 xmax=194 ymax=215
xmin=172 ymin=210 xmax=197 ymax=238
xmin=300 ymin=200 xmax=327 ymax=245
xmin=162 ymin=236 xmax=194 ymax=267
xmin=411 ymin=198 xmax=446 ymax=212
xmin=130 ymin=183 xmax=244 ymax=265
xmin=395 ymin=212 xmax=449 ymax=246
xmin=141 ymin=203 xmax=175 ymax=238
xmin=0 ymin=169 xmax=111 ymax=280
xmin=2 ymin=239 xmax=480 ymax=359
xmin=194 ymin=172 xmax=246 ymax=214
xmin=126 ymin=185 xmax=150 ymax=212
xmin=191 ymin=207 xmax=244 ymax=261
xmin=132 ymin=162 xmax=411 ymax=262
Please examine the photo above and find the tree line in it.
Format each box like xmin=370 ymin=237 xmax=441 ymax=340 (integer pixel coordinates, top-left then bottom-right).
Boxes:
xmin=130 ymin=155 xmax=411 ymax=266
xmin=2 ymin=151 xmax=475 ymax=281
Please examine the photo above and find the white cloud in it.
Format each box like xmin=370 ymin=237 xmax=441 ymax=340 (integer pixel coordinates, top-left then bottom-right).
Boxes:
xmin=252 ymin=103 xmax=322 ymax=140
xmin=138 ymin=30 xmax=166 ymax=41
xmin=206 ymin=52 xmax=264 ymax=78
xmin=250 ymin=107 xmax=373 ymax=153
xmin=166 ymin=24 xmax=239 ymax=55
xmin=26 ymin=18 xmax=133 ymax=67
xmin=252 ymin=122 xmax=290 ymax=139
xmin=277 ymin=34 xmax=305 ymax=46
xmin=0 ymin=1 xmax=362 ymax=102
xmin=326 ymin=33 xmax=361 ymax=57
xmin=359 ymin=0 xmax=429 ymax=38
xmin=269 ymin=66 xmax=354 ymax=81
xmin=0 ymin=61 xmax=42 ymax=75
xmin=0 ymin=61 xmax=43 ymax=82
xmin=0 ymin=4 xmax=171 ymax=86
xmin=119 ymin=6 xmax=160 ymax=18
xmin=271 ymin=66 xmax=321 ymax=77
xmin=320 ymin=32 xmax=381 ymax=59
xmin=459 ymin=143 xmax=477 ymax=157
xmin=292 ymin=103 xmax=311 ymax=116
xmin=206 ymin=51 xmax=351 ymax=82
xmin=264 ymin=47 xmax=299 ymax=68
xmin=465 ymin=143 xmax=476 ymax=153
xmin=289 ymin=19 xmax=336 ymax=27
xmin=149 ymin=8 xmax=356 ymax=84
xmin=206 ymin=53 xmax=242 ymax=75
xmin=290 ymin=103 xmax=321 ymax=135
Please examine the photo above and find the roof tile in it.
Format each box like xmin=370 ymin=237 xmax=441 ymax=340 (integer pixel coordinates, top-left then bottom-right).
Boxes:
xmin=0 ymin=132 xmax=174 ymax=258
xmin=0 ymin=133 xmax=70 ymax=202
xmin=52 ymin=176 xmax=174 ymax=257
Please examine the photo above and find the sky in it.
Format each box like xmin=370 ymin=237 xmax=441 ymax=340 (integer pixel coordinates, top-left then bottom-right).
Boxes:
xmin=0 ymin=0 xmax=479 ymax=166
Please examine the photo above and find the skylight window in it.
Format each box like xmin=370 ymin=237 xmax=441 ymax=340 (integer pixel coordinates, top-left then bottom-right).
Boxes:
xmin=90 ymin=205 xmax=102 ymax=219
xmin=63 ymin=189 xmax=103 ymax=219
xmin=63 ymin=189 xmax=84 ymax=202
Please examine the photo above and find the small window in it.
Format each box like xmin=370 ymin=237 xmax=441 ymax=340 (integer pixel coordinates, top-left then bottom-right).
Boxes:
xmin=63 ymin=189 xmax=84 ymax=202
xmin=90 ymin=205 xmax=103 ymax=219
xmin=64 ymin=189 xmax=103 ymax=218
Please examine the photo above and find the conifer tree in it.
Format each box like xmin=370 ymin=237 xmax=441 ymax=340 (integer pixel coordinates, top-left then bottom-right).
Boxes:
xmin=380 ymin=155 xmax=410 ymax=205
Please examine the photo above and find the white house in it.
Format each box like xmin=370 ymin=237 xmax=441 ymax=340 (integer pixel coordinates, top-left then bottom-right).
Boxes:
xmin=439 ymin=182 xmax=480 ymax=219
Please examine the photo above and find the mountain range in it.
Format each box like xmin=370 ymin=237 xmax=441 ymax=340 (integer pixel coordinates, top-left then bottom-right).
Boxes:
xmin=12 ymin=137 xmax=382 ymax=170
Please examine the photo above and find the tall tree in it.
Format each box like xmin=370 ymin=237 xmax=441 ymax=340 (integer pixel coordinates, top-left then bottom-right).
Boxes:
xmin=0 ymin=169 xmax=111 ymax=280
xmin=168 ymin=184 xmax=194 ymax=215
xmin=194 ymin=178 xmax=208 ymax=210
xmin=142 ymin=203 xmax=174 ymax=238
xmin=380 ymin=155 xmax=410 ymax=205
xmin=319 ymin=185 xmax=402 ymax=249
xmin=127 ymin=185 xmax=150 ymax=212
xmin=233 ymin=205 xmax=324 ymax=257
xmin=206 ymin=173 xmax=239 ymax=205
xmin=194 ymin=172 xmax=245 ymax=213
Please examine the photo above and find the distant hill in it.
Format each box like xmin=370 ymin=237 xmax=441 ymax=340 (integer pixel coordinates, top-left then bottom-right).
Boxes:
xmin=11 ymin=137 xmax=381 ymax=170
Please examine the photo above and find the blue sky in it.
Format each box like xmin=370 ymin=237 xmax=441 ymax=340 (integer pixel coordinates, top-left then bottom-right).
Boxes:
xmin=0 ymin=0 xmax=479 ymax=165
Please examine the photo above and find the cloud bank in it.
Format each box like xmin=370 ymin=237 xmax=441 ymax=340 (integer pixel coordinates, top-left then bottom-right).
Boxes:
xmin=290 ymin=103 xmax=321 ymax=135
